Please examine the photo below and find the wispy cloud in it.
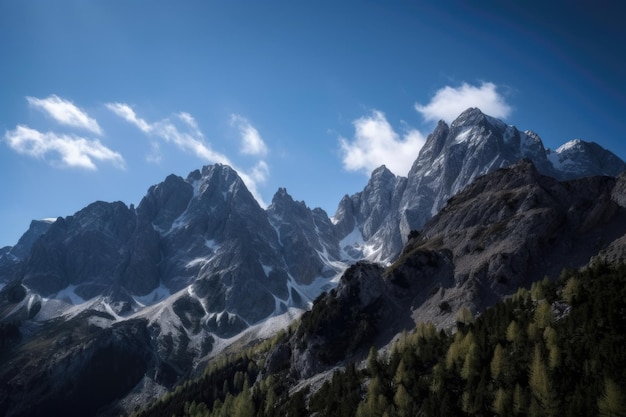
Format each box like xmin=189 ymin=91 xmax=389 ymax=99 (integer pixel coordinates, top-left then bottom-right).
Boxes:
xmin=339 ymin=82 xmax=512 ymax=176
xmin=415 ymin=82 xmax=512 ymax=123
xmin=106 ymin=102 xmax=228 ymax=164
xmin=105 ymin=102 xmax=151 ymax=133
xmin=107 ymin=103 xmax=269 ymax=205
xmin=27 ymin=95 xmax=103 ymax=135
xmin=4 ymin=125 xmax=124 ymax=170
xmin=230 ymin=114 xmax=268 ymax=157
xmin=339 ymin=110 xmax=426 ymax=176
xmin=249 ymin=160 xmax=270 ymax=183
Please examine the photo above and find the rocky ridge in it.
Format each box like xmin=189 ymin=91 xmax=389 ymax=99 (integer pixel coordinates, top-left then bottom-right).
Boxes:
xmin=0 ymin=108 xmax=625 ymax=416
xmin=288 ymin=160 xmax=626 ymax=379
xmin=333 ymin=108 xmax=626 ymax=261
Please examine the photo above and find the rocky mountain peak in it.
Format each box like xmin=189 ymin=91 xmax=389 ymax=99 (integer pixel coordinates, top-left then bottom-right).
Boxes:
xmin=188 ymin=164 xmax=250 ymax=202
xmin=450 ymin=107 xmax=487 ymax=127
xmin=548 ymin=139 xmax=626 ymax=179
xmin=2 ymin=110 xmax=626 ymax=416
xmin=337 ymin=109 xmax=626 ymax=263
xmin=270 ymin=187 xmax=302 ymax=208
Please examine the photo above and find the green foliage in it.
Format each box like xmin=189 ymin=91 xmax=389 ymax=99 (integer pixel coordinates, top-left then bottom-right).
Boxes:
xmin=455 ymin=305 xmax=475 ymax=326
xmin=598 ymin=378 xmax=626 ymax=417
xmin=133 ymin=262 xmax=626 ymax=417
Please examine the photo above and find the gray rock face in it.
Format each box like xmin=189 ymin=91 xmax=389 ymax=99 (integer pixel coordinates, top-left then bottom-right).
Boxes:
xmin=406 ymin=160 xmax=626 ymax=327
xmin=0 ymin=313 xmax=154 ymax=417
xmin=289 ymin=160 xmax=626 ymax=379
xmin=547 ymin=139 xmax=626 ymax=179
xmin=1 ymin=108 xmax=625 ymax=415
xmin=334 ymin=107 xmax=626 ymax=262
xmin=267 ymin=188 xmax=340 ymax=285
xmin=0 ymin=163 xmax=351 ymax=415
xmin=0 ymin=219 xmax=53 ymax=281
xmin=21 ymin=201 xmax=148 ymax=298
xmin=334 ymin=166 xmax=407 ymax=261
xmin=3 ymin=164 xmax=346 ymax=325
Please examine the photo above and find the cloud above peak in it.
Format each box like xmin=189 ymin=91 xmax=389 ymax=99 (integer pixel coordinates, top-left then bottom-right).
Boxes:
xmin=27 ymin=95 xmax=103 ymax=135
xmin=107 ymin=103 xmax=270 ymax=206
xmin=339 ymin=81 xmax=511 ymax=177
xmin=339 ymin=110 xmax=426 ymax=176
xmin=415 ymin=82 xmax=512 ymax=123
xmin=230 ymin=114 xmax=268 ymax=157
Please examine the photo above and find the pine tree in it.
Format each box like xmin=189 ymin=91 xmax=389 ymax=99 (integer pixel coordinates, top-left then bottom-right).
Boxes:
xmin=598 ymin=378 xmax=625 ymax=417
xmin=232 ymin=379 xmax=254 ymax=417
xmin=455 ymin=305 xmax=475 ymax=326
xmin=264 ymin=386 xmax=277 ymax=417
xmin=492 ymin=387 xmax=511 ymax=416
xmin=367 ymin=346 xmax=380 ymax=377
xmin=393 ymin=383 xmax=413 ymax=417
xmin=356 ymin=376 xmax=389 ymax=417
xmin=563 ymin=276 xmax=581 ymax=305
xmin=506 ymin=320 xmax=522 ymax=345
xmin=460 ymin=342 xmax=480 ymax=381
xmin=528 ymin=344 xmax=558 ymax=417
xmin=534 ymin=300 xmax=553 ymax=329
xmin=513 ymin=383 xmax=526 ymax=416
xmin=491 ymin=343 xmax=506 ymax=381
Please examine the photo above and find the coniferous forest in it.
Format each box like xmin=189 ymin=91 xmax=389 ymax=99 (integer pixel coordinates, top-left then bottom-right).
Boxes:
xmin=131 ymin=262 xmax=626 ymax=417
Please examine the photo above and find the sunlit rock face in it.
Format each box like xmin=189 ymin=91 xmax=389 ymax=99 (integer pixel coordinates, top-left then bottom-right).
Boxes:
xmin=334 ymin=107 xmax=626 ymax=262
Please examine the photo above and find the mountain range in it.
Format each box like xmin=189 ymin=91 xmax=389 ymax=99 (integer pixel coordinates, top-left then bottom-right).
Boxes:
xmin=0 ymin=107 xmax=625 ymax=417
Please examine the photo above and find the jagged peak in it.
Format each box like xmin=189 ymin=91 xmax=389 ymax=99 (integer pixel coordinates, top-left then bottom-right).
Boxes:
xmin=450 ymin=107 xmax=486 ymax=127
xmin=271 ymin=187 xmax=294 ymax=204
xmin=185 ymin=163 xmax=240 ymax=183
xmin=555 ymin=139 xmax=584 ymax=153
xmin=269 ymin=187 xmax=309 ymax=212
xmin=369 ymin=165 xmax=396 ymax=182
xmin=523 ymin=130 xmax=543 ymax=143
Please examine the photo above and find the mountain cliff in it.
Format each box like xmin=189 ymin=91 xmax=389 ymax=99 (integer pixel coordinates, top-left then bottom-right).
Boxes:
xmin=334 ymin=108 xmax=626 ymax=261
xmin=0 ymin=108 xmax=624 ymax=416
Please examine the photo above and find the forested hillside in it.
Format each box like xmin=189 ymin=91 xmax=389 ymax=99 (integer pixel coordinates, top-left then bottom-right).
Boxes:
xmin=131 ymin=262 xmax=626 ymax=417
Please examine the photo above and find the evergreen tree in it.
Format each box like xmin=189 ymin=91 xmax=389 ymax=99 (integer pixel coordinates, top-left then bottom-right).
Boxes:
xmin=563 ymin=276 xmax=581 ymax=305
xmin=506 ymin=320 xmax=522 ymax=346
xmin=356 ymin=376 xmax=389 ymax=417
xmin=512 ymin=383 xmax=527 ymax=416
xmin=492 ymin=387 xmax=511 ymax=416
xmin=598 ymin=378 xmax=625 ymax=417
xmin=367 ymin=346 xmax=380 ymax=377
xmin=393 ymin=383 xmax=413 ymax=417
xmin=528 ymin=344 xmax=558 ymax=416
xmin=534 ymin=300 xmax=553 ymax=329
xmin=490 ymin=343 xmax=506 ymax=381
xmin=233 ymin=387 xmax=253 ymax=416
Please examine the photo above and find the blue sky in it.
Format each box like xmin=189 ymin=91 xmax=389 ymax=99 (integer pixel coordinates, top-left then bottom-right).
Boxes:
xmin=1 ymin=0 xmax=624 ymax=248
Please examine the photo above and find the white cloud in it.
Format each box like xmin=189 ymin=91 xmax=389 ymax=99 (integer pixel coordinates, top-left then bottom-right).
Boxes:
xmin=106 ymin=102 xmax=227 ymax=163
xmin=105 ymin=102 xmax=151 ymax=133
xmin=230 ymin=114 xmax=268 ymax=156
xmin=339 ymin=111 xmax=426 ymax=176
xmin=107 ymin=103 xmax=269 ymax=205
xmin=4 ymin=125 xmax=124 ymax=170
xmin=249 ymin=160 xmax=270 ymax=184
xmin=146 ymin=141 xmax=162 ymax=163
xmin=27 ymin=95 xmax=103 ymax=135
xmin=415 ymin=82 xmax=512 ymax=123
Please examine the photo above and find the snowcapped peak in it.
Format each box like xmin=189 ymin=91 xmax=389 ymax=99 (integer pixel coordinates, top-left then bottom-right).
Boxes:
xmin=451 ymin=107 xmax=486 ymax=127
xmin=556 ymin=139 xmax=583 ymax=153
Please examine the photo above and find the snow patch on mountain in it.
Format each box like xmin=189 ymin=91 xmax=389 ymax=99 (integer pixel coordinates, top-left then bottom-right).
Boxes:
xmin=55 ymin=284 xmax=85 ymax=305
xmin=134 ymin=283 xmax=172 ymax=306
